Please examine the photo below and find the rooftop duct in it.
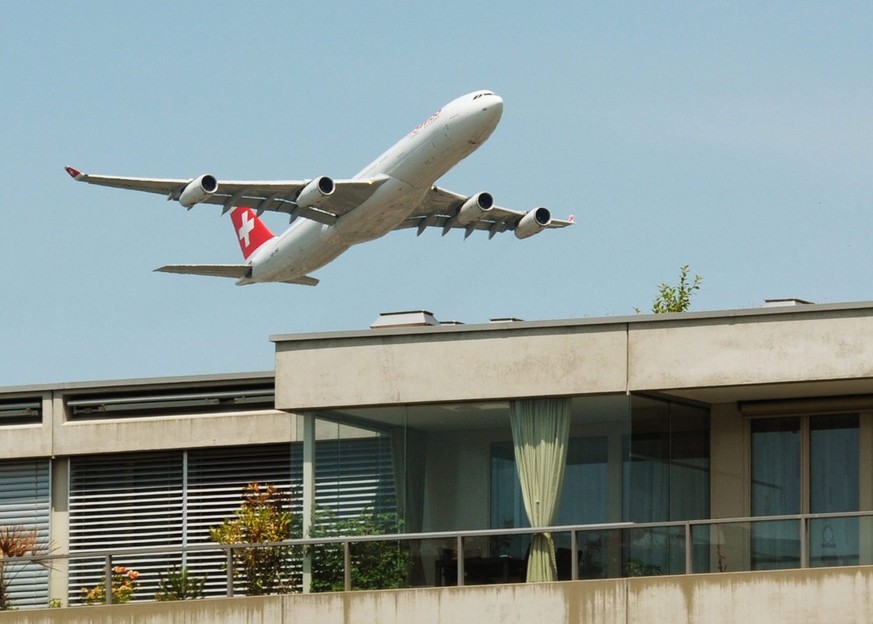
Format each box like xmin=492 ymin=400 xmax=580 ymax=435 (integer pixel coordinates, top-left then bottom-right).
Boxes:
xmin=762 ymin=298 xmax=814 ymax=307
xmin=370 ymin=310 xmax=440 ymax=329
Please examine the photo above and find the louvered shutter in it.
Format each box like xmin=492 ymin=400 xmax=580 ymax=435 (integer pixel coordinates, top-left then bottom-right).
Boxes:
xmin=0 ymin=459 xmax=50 ymax=609
xmin=66 ymin=437 xmax=396 ymax=601
xmin=186 ymin=444 xmax=297 ymax=597
xmin=68 ymin=452 xmax=183 ymax=604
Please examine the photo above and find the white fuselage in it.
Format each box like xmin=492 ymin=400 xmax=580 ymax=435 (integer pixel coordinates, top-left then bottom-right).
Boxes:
xmin=242 ymin=91 xmax=504 ymax=284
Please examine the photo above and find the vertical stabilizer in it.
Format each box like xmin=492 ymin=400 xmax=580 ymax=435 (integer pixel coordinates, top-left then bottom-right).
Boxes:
xmin=230 ymin=208 xmax=275 ymax=260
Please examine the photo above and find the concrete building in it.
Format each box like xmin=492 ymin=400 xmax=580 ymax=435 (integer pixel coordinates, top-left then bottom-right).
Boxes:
xmin=4 ymin=300 xmax=873 ymax=623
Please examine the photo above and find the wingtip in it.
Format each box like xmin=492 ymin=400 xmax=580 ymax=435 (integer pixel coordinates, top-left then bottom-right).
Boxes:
xmin=64 ymin=166 xmax=83 ymax=181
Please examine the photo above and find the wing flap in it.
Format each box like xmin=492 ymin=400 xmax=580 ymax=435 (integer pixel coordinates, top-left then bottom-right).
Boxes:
xmin=66 ymin=166 xmax=390 ymax=224
xmin=397 ymin=186 xmax=573 ymax=236
xmin=202 ymin=176 xmax=390 ymax=220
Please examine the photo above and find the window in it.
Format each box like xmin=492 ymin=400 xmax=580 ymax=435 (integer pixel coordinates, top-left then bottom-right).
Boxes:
xmin=622 ymin=397 xmax=710 ymax=575
xmin=66 ymin=383 xmax=275 ymax=419
xmin=623 ymin=397 xmax=710 ymax=523
xmin=810 ymin=415 xmax=859 ymax=566
xmin=314 ymin=420 xmax=396 ymax=521
xmin=0 ymin=397 xmax=41 ymax=426
xmin=490 ymin=395 xmax=709 ymax=577
xmin=491 ymin=436 xmax=608 ymax=560
xmin=750 ymin=414 xmax=859 ymax=569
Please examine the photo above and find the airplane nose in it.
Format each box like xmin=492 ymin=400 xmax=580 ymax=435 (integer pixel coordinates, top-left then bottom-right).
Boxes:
xmin=484 ymin=94 xmax=503 ymax=121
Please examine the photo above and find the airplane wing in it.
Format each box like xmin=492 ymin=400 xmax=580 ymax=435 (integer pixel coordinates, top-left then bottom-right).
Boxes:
xmin=397 ymin=185 xmax=574 ymax=238
xmin=65 ymin=167 xmax=389 ymax=226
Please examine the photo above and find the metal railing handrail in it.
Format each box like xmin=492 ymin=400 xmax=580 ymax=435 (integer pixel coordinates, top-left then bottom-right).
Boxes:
xmin=10 ymin=509 xmax=873 ymax=604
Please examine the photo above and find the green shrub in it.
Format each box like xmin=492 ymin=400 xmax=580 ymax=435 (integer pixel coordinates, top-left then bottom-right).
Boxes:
xmin=155 ymin=566 xmax=206 ymax=601
xmin=623 ymin=558 xmax=662 ymax=577
xmin=209 ymin=483 xmax=297 ymax=595
xmin=309 ymin=508 xmax=410 ymax=592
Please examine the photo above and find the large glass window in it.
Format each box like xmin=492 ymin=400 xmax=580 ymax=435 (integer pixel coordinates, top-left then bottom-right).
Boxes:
xmin=490 ymin=396 xmax=627 ymax=579
xmin=810 ymin=415 xmax=859 ymax=567
xmin=623 ymin=397 xmax=710 ymax=523
xmin=490 ymin=395 xmax=709 ymax=578
xmin=622 ymin=397 xmax=710 ymax=575
xmin=490 ymin=436 xmax=609 ymax=561
xmin=751 ymin=418 xmax=801 ymax=518
xmin=330 ymin=396 xmax=710 ymax=582
xmin=750 ymin=414 xmax=859 ymax=569
xmin=313 ymin=419 xmax=396 ymax=521
xmin=750 ymin=418 xmax=801 ymax=569
xmin=810 ymin=415 xmax=859 ymax=514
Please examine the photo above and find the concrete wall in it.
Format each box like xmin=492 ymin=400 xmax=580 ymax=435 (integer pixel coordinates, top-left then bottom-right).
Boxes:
xmin=709 ymin=402 xmax=747 ymax=521
xmin=0 ymin=375 xmax=297 ymax=461
xmin=7 ymin=566 xmax=873 ymax=624
xmin=53 ymin=411 xmax=297 ymax=455
xmin=627 ymin=310 xmax=873 ymax=391
xmin=273 ymin=303 xmax=873 ymax=410
xmin=3 ymin=392 xmax=53 ymax=459
xmin=2 ymin=405 xmax=299 ymax=460
xmin=52 ymin=409 xmax=297 ymax=456
xmin=274 ymin=322 xmax=628 ymax=409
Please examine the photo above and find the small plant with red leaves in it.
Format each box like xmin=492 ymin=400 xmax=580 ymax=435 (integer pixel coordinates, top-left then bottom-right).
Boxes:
xmin=81 ymin=565 xmax=140 ymax=604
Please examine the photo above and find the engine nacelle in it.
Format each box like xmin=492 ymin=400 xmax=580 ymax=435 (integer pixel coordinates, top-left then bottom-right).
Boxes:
xmin=296 ymin=176 xmax=335 ymax=208
xmin=456 ymin=192 xmax=494 ymax=225
xmin=514 ymin=207 xmax=552 ymax=239
xmin=179 ymin=174 xmax=218 ymax=208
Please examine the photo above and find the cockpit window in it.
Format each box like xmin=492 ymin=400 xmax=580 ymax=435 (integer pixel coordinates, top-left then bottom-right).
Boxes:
xmin=472 ymin=92 xmax=494 ymax=100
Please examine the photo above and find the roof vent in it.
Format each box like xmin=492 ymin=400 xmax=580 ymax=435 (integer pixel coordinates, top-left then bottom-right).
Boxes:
xmin=370 ymin=310 xmax=439 ymax=329
xmin=762 ymin=298 xmax=814 ymax=307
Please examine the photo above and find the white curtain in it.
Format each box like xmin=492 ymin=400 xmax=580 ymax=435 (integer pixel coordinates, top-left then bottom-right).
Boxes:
xmin=510 ymin=398 xmax=570 ymax=582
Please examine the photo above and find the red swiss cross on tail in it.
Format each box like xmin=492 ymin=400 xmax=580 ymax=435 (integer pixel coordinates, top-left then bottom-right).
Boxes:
xmin=230 ymin=208 xmax=276 ymax=260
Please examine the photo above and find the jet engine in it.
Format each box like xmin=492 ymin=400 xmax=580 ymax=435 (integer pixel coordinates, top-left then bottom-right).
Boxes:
xmin=514 ymin=207 xmax=552 ymax=239
xmin=296 ymin=176 xmax=335 ymax=208
xmin=179 ymin=174 xmax=218 ymax=208
xmin=456 ymin=192 xmax=494 ymax=225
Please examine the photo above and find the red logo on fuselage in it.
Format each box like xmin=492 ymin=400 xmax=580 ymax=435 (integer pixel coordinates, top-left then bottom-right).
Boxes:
xmin=409 ymin=109 xmax=441 ymax=137
xmin=230 ymin=208 xmax=275 ymax=260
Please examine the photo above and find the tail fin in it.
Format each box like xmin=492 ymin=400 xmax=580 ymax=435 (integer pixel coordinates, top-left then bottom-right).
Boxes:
xmin=230 ymin=207 xmax=275 ymax=260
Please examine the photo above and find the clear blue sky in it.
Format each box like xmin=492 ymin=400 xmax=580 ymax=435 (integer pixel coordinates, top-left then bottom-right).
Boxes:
xmin=2 ymin=2 xmax=872 ymax=386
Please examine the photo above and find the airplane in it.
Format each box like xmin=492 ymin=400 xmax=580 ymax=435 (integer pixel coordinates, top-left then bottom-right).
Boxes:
xmin=65 ymin=90 xmax=573 ymax=286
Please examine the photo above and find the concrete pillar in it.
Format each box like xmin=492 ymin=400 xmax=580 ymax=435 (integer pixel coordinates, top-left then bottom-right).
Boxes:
xmin=49 ymin=457 xmax=69 ymax=606
xmin=301 ymin=413 xmax=315 ymax=593
xmin=709 ymin=402 xmax=748 ymax=572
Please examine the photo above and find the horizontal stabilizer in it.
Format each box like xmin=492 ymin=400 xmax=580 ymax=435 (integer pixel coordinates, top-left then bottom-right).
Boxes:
xmin=155 ymin=264 xmax=249 ymax=279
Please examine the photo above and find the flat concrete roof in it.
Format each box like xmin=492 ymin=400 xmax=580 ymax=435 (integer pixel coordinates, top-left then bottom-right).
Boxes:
xmin=270 ymin=300 xmax=873 ymax=344
xmin=9 ymin=300 xmax=873 ymax=397
xmin=271 ymin=299 xmax=873 ymax=410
